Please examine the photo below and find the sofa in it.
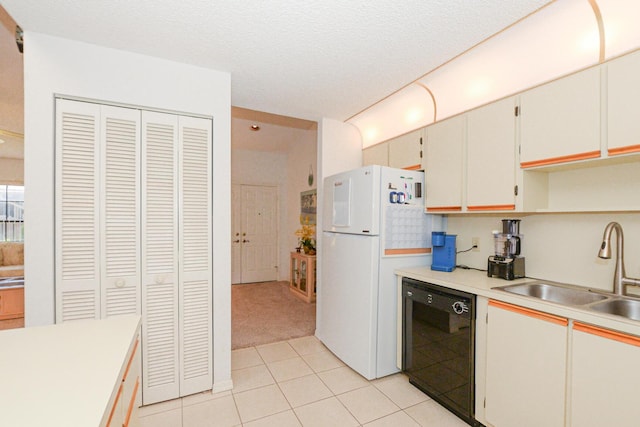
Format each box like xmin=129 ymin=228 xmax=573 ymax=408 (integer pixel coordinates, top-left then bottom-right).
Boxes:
xmin=0 ymin=242 xmax=24 ymax=278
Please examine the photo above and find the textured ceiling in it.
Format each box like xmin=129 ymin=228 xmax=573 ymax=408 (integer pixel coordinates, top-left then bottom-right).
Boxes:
xmin=1 ymin=0 xmax=551 ymax=122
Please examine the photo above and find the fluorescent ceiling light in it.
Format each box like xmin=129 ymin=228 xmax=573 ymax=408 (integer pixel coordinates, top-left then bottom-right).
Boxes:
xmin=349 ymin=0 xmax=640 ymax=148
xmin=348 ymin=84 xmax=435 ymax=148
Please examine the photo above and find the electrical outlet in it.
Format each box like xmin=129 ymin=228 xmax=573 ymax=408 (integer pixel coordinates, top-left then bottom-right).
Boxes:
xmin=471 ymin=237 xmax=480 ymax=252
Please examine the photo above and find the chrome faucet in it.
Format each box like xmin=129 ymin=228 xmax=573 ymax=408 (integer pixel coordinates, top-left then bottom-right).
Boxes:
xmin=598 ymin=221 xmax=640 ymax=295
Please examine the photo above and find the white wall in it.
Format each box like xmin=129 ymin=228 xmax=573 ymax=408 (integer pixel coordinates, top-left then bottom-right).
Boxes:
xmin=286 ymin=130 xmax=318 ymax=260
xmin=448 ymin=212 xmax=640 ymax=291
xmin=23 ymin=32 xmax=232 ymax=390
xmin=316 ymin=118 xmax=362 ymax=337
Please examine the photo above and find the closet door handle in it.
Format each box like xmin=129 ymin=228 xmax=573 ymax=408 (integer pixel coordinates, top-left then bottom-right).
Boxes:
xmin=233 ymin=239 xmax=240 ymax=243
xmin=243 ymin=239 xmax=250 ymax=243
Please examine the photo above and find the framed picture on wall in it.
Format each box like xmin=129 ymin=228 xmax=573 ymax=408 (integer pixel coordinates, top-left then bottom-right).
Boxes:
xmin=300 ymin=189 xmax=317 ymax=225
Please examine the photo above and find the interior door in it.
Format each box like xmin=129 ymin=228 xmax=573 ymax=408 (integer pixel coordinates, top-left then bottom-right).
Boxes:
xmin=231 ymin=184 xmax=278 ymax=283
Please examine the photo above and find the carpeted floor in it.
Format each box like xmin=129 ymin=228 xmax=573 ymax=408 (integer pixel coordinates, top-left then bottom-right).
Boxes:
xmin=231 ymin=280 xmax=316 ymax=349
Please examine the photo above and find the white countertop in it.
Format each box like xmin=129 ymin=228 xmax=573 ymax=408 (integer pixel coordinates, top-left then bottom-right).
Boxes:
xmin=0 ymin=315 xmax=140 ymax=427
xmin=395 ymin=266 xmax=640 ymax=336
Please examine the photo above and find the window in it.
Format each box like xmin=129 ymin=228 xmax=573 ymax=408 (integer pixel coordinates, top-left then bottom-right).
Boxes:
xmin=0 ymin=185 xmax=24 ymax=242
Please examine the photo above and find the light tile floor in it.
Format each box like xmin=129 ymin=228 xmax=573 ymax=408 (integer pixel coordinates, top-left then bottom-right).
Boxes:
xmin=139 ymin=336 xmax=469 ymax=427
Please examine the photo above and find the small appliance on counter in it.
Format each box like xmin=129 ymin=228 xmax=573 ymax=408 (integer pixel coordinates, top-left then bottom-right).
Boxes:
xmin=488 ymin=219 xmax=525 ymax=280
xmin=431 ymin=231 xmax=456 ymax=272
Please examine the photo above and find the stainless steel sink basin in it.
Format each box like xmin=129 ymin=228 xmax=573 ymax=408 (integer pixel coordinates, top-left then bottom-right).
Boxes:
xmin=496 ymin=282 xmax=609 ymax=306
xmin=588 ymin=299 xmax=640 ymax=321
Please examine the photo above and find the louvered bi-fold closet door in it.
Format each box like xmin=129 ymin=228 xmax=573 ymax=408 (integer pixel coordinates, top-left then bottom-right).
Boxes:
xmin=141 ymin=111 xmax=180 ymax=404
xmin=55 ymin=99 xmax=101 ymax=322
xmin=178 ymin=116 xmax=213 ymax=396
xmin=100 ymin=105 xmax=141 ymax=318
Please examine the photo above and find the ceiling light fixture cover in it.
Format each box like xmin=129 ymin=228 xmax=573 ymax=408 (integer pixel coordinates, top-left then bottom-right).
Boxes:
xmin=350 ymin=0 xmax=639 ymax=149
xmin=250 ymin=124 xmax=260 ymax=131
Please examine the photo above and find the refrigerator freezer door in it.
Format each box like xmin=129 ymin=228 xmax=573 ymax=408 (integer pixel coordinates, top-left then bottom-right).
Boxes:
xmin=319 ymin=231 xmax=380 ymax=379
xmin=322 ymin=166 xmax=380 ymax=235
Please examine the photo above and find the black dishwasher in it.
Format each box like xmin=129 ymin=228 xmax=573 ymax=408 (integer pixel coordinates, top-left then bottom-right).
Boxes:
xmin=402 ymin=277 xmax=479 ymax=426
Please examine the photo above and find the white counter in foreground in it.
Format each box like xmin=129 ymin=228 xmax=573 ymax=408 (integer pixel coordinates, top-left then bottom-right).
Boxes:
xmin=0 ymin=315 xmax=141 ymax=427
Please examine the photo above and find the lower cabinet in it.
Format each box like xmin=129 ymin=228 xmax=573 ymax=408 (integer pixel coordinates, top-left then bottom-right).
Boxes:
xmin=485 ymin=300 xmax=640 ymax=427
xmin=290 ymin=252 xmax=316 ymax=303
xmin=570 ymin=322 xmax=640 ymax=427
xmin=485 ymin=300 xmax=567 ymax=427
xmin=106 ymin=335 xmax=141 ymax=427
xmin=0 ymin=286 xmax=24 ymax=320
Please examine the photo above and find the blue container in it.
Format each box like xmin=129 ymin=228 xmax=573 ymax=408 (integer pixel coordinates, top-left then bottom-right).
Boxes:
xmin=431 ymin=231 xmax=446 ymax=246
xmin=431 ymin=232 xmax=456 ymax=272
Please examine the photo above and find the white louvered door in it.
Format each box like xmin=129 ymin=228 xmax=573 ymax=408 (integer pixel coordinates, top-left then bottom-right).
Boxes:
xmin=100 ymin=106 xmax=141 ymax=318
xmin=56 ymin=100 xmax=213 ymax=405
xmin=141 ymin=111 xmax=180 ymax=404
xmin=178 ymin=116 xmax=213 ymax=396
xmin=55 ymin=99 xmax=101 ymax=322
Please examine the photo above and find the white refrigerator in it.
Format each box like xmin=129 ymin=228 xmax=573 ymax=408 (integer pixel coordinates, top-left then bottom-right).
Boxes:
xmin=319 ymin=165 xmax=441 ymax=380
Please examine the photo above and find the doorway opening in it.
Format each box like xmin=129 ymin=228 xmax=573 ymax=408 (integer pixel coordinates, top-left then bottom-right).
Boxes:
xmin=230 ymin=107 xmax=317 ymax=350
xmin=0 ymin=6 xmax=24 ymax=330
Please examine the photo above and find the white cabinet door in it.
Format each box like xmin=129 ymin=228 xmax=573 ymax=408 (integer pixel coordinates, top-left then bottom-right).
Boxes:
xmin=363 ymin=142 xmax=389 ymax=166
xmin=424 ymin=115 xmax=464 ymax=212
xmin=485 ymin=300 xmax=567 ymax=427
xmin=607 ymin=49 xmax=640 ymax=157
xmin=141 ymin=111 xmax=180 ymax=404
xmin=100 ymin=105 xmax=141 ymax=318
xmin=55 ymin=99 xmax=102 ymax=322
xmin=466 ymin=97 xmax=517 ymax=211
xmin=570 ymin=323 xmax=640 ymax=427
xmin=178 ymin=115 xmax=213 ymax=396
xmin=520 ymin=66 xmax=601 ymax=168
xmin=388 ymin=128 xmax=423 ymax=170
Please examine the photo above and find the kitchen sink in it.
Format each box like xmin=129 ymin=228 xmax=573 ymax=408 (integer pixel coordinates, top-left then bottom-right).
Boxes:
xmin=588 ymin=299 xmax=640 ymax=321
xmin=496 ymin=282 xmax=609 ymax=306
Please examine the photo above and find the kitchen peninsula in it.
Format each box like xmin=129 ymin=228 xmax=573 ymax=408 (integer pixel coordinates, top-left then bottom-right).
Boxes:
xmin=0 ymin=315 xmax=141 ymax=426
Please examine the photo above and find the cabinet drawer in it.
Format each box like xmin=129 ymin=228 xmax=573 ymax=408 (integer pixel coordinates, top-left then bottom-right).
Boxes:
xmin=0 ymin=287 xmax=24 ymax=320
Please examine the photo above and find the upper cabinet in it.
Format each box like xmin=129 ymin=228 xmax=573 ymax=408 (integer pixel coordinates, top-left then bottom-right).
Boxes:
xmin=360 ymin=48 xmax=640 ymax=213
xmin=466 ymin=97 xmax=517 ymax=211
xmin=519 ymin=67 xmax=601 ymax=168
xmin=362 ymin=142 xmax=389 ymax=167
xmin=424 ymin=115 xmax=465 ymax=212
xmin=388 ymin=128 xmax=423 ymax=170
xmin=363 ymin=128 xmax=423 ymax=170
xmin=607 ymin=49 xmax=640 ymax=157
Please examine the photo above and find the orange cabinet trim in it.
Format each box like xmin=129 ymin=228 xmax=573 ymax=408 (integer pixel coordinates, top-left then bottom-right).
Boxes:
xmin=489 ymin=299 xmax=568 ymax=326
xmin=573 ymin=322 xmax=640 ymax=347
xmin=426 ymin=206 xmax=462 ymax=212
xmin=403 ymin=164 xmax=422 ymax=171
xmin=608 ymin=144 xmax=640 ymax=156
xmin=467 ymin=204 xmax=516 ymax=211
xmin=106 ymin=384 xmax=123 ymax=427
xmin=384 ymin=248 xmax=432 ymax=256
xmin=520 ymin=150 xmax=600 ymax=168
xmin=124 ymin=377 xmax=140 ymax=427
xmin=123 ymin=338 xmax=139 ymax=382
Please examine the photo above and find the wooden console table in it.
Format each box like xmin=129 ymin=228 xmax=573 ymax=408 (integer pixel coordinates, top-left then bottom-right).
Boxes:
xmin=290 ymin=252 xmax=316 ymax=303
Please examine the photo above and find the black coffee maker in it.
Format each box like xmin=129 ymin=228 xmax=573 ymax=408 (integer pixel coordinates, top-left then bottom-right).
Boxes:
xmin=488 ymin=219 xmax=525 ymax=280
